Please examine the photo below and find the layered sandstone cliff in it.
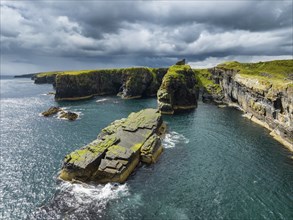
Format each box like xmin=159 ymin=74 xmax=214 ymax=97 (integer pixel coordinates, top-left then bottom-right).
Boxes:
xmin=195 ymin=60 xmax=293 ymax=149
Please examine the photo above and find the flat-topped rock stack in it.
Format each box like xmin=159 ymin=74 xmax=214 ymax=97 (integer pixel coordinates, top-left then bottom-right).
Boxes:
xmin=59 ymin=108 xmax=166 ymax=183
xmin=157 ymin=64 xmax=199 ymax=114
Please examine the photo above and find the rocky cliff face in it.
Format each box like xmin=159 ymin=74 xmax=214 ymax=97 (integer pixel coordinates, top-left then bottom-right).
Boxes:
xmin=59 ymin=108 xmax=166 ymax=183
xmin=14 ymin=73 xmax=36 ymax=79
xmin=54 ymin=68 xmax=167 ymax=101
xmin=201 ymin=60 xmax=293 ymax=148
xmin=34 ymin=73 xmax=57 ymax=85
xmin=55 ymin=70 xmax=123 ymax=100
xmin=157 ymin=65 xmax=199 ymax=114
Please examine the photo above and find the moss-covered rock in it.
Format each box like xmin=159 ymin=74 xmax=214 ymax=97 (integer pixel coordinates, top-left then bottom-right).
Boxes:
xmin=193 ymin=69 xmax=223 ymax=103
xmin=59 ymin=108 xmax=166 ymax=184
xmin=118 ymin=68 xmax=153 ymax=99
xmin=140 ymin=134 xmax=163 ymax=163
xmin=157 ymin=65 xmax=199 ymax=114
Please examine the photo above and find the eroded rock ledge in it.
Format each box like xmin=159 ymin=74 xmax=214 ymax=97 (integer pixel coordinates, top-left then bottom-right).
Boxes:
xmin=59 ymin=108 xmax=166 ymax=183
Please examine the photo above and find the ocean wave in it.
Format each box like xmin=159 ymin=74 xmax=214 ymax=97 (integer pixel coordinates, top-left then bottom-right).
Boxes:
xmin=162 ymin=131 xmax=189 ymax=149
xmin=58 ymin=181 xmax=129 ymax=207
xmin=31 ymin=182 xmax=129 ymax=219
xmin=96 ymin=98 xmax=109 ymax=103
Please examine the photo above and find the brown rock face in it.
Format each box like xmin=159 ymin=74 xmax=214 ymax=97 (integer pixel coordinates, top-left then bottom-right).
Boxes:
xmin=41 ymin=106 xmax=61 ymax=117
xmin=59 ymin=111 xmax=78 ymax=121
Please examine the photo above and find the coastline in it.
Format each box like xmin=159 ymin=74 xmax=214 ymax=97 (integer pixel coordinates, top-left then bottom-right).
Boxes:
xmin=55 ymin=94 xmax=94 ymax=101
xmin=238 ymin=108 xmax=293 ymax=152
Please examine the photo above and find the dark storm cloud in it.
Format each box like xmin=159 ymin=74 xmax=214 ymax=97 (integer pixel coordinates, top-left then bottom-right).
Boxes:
xmin=1 ymin=0 xmax=292 ymax=74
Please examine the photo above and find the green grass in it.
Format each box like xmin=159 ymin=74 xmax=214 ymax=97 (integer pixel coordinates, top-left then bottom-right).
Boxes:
xmin=65 ymin=135 xmax=117 ymax=164
xmin=217 ymin=60 xmax=293 ymax=89
xmin=217 ymin=60 xmax=293 ymax=80
xmin=35 ymin=67 xmax=161 ymax=78
xmin=193 ymin=69 xmax=222 ymax=94
xmin=36 ymin=71 xmax=62 ymax=77
xmin=163 ymin=65 xmax=192 ymax=83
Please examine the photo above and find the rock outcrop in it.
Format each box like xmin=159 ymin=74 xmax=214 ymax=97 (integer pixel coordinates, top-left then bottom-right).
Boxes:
xmin=157 ymin=65 xmax=199 ymax=114
xmin=42 ymin=107 xmax=78 ymax=121
xmin=176 ymin=59 xmax=186 ymax=65
xmin=59 ymin=108 xmax=166 ymax=183
xmin=42 ymin=106 xmax=61 ymax=117
xmin=34 ymin=72 xmax=58 ymax=85
xmin=193 ymin=68 xmax=224 ymax=103
xmin=195 ymin=60 xmax=293 ymax=149
xmin=59 ymin=111 xmax=78 ymax=121
xmin=14 ymin=73 xmax=36 ymax=79
xmin=54 ymin=68 xmax=167 ymax=101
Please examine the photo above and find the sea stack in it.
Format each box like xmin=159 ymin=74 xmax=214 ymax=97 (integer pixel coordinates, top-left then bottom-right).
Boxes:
xmin=59 ymin=108 xmax=166 ymax=183
xmin=157 ymin=64 xmax=199 ymax=114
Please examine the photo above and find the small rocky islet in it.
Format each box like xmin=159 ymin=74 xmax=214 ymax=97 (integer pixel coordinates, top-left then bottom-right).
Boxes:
xmin=41 ymin=106 xmax=78 ymax=121
xmin=59 ymin=108 xmax=166 ymax=183
xmin=34 ymin=59 xmax=293 ymax=184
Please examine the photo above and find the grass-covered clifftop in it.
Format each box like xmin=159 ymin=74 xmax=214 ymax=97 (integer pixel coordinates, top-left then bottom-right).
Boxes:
xmin=193 ymin=68 xmax=222 ymax=95
xmin=193 ymin=60 xmax=293 ymax=100
xmin=48 ymin=67 xmax=168 ymax=100
xmin=157 ymin=64 xmax=199 ymax=114
xmin=217 ymin=60 xmax=293 ymax=80
xmin=196 ymin=59 xmax=293 ymax=149
xmin=217 ymin=60 xmax=293 ymax=89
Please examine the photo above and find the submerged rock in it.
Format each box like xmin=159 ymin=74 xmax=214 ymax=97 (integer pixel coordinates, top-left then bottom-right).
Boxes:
xmin=59 ymin=108 xmax=166 ymax=183
xmin=157 ymin=65 xmax=199 ymax=114
xmin=42 ymin=106 xmax=61 ymax=117
xmin=59 ymin=111 xmax=78 ymax=121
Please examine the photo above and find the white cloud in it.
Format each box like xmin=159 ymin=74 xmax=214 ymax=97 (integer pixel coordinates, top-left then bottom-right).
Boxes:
xmin=0 ymin=0 xmax=292 ymax=74
xmin=189 ymin=55 xmax=293 ymax=69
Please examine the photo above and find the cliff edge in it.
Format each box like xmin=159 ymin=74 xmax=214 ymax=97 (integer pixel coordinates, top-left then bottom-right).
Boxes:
xmin=53 ymin=68 xmax=167 ymax=101
xmin=195 ymin=60 xmax=293 ymax=150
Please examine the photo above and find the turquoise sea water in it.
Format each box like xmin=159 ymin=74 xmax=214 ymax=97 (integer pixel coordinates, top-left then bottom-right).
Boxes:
xmin=0 ymin=77 xmax=292 ymax=220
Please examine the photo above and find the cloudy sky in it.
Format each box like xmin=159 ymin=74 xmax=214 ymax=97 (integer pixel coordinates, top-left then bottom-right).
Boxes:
xmin=1 ymin=0 xmax=292 ymax=75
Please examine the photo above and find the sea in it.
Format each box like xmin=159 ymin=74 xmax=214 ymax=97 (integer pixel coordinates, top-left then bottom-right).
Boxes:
xmin=1 ymin=76 xmax=292 ymax=220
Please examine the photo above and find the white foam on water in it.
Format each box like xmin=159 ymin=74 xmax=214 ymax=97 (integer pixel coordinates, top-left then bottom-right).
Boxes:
xmin=31 ymin=182 xmax=130 ymax=219
xmin=96 ymin=98 xmax=109 ymax=103
xmin=58 ymin=182 xmax=129 ymax=214
xmin=163 ymin=131 xmax=189 ymax=149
